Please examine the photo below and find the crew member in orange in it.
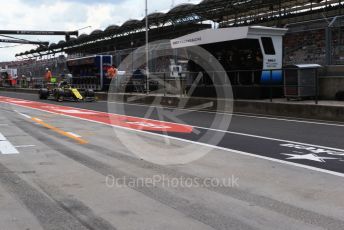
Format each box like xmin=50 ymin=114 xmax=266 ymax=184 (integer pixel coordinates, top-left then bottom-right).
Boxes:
xmin=107 ymin=65 xmax=117 ymax=79
xmin=44 ymin=68 xmax=52 ymax=85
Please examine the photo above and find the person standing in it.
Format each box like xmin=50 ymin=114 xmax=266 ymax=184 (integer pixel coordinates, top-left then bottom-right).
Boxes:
xmin=107 ymin=65 xmax=118 ymax=90
xmin=107 ymin=65 xmax=117 ymax=79
xmin=44 ymin=68 xmax=52 ymax=86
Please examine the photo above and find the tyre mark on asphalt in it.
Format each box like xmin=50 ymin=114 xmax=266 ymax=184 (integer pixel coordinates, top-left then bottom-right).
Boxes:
xmin=10 ymin=109 xmax=344 ymax=229
xmin=35 ymin=181 xmax=117 ymax=230
xmin=83 ymin=142 xmax=344 ymax=230
xmin=0 ymin=113 xmax=118 ymax=230
xmin=11 ymin=114 xmax=344 ymax=230
xmin=13 ymin=118 xmax=257 ymax=230
xmin=0 ymin=163 xmax=89 ymax=230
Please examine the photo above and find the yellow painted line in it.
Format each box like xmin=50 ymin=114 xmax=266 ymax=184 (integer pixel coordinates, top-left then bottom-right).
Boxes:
xmin=31 ymin=117 xmax=88 ymax=145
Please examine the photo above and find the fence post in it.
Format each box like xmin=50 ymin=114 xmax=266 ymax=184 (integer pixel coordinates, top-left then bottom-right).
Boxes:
xmin=164 ymin=73 xmax=166 ymax=97
xmin=315 ymin=68 xmax=319 ymax=105
xmin=180 ymin=75 xmax=183 ymax=98
xmin=269 ymin=69 xmax=273 ymax=102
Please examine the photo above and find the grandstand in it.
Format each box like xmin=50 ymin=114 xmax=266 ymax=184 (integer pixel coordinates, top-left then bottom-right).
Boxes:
xmin=6 ymin=0 xmax=344 ymax=80
xmin=14 ymin=1 xmax=343 ymax=58
xmin=2 ymin=56 xmax=66 ymax=79
xmin=284 ymin=15 xmax=344 ymax=65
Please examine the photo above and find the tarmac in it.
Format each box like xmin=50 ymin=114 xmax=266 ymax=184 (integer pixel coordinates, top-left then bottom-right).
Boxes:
xmin=0 ymin=90 xmax=344 ymax=229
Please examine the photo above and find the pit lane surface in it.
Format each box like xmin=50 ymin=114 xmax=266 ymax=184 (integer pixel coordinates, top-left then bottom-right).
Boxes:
xmin=1 ymin=91 xmax=344 ymax=175
xmin=1 ymin=91 xmax=344 ymax=230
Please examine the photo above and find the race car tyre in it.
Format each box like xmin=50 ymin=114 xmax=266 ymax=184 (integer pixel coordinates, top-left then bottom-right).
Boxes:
xmin=84 ymin=89 xmax=95 ymax=98
xmin=64 ymin=89 xmax=73 ymax=98
xmin=39 ymin=88 xmax=49 ymax=100
xmin=54 ymin=88 xmax=65 ymax=102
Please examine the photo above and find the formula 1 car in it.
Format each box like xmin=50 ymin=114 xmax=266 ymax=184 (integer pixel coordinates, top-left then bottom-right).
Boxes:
xmin=39 ymin=82 xmax=96 ymax=102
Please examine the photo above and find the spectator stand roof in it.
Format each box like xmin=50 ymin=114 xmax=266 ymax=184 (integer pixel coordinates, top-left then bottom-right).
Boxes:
xmin=17 ymin=0 xmax=342 ymax=58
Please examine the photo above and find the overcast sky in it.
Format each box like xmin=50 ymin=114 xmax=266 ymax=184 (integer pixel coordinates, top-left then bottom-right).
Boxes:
xmin=0 ymin=0 xmax=201 ymax=62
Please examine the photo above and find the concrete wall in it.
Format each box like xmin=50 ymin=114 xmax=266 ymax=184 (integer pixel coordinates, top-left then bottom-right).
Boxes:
xmin=107 ymin=93 xmax=344 ymax=122
xmin=319 ymin=76 xmax=344 ymax=99
xmin=319 ymin=65 xmax=344 ymax=99
xmin=2 ymin=87 xmax=344 ymax=122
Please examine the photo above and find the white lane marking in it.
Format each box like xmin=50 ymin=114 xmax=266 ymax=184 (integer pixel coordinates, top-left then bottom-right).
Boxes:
xmin=0 ymin=142 xmax=19 ymax=154
xmin=104 ymin=100 xmax=344 ymax=128
xmin=15 ymin=145 xmax=36 ymax=148
xmin=282 ymin=153 xmax=338 ymax=163
xmin=5 ymin=100 xmax=344 ymax=177
xmin=53 ymin=109 xmax=98 ymax=115
xmin=2 ymin=94 xmax=343 ymax=127
xmin=125 ymin=121 xmax=171 ymax=129
xmin=0 ymin=132 xmax=19 ymax=155
xmin=194 ymin=126 xmax=344 ymax=153
xmin=21 ymin=98 xmax=338 ymax=152
xmin=101 ymin=124 xmax=344 ymax=178
xmin=14 ymin=110 xmax=32 ymax=119
xmin=2 ymin=97 xmax=192 ymax=128
xmin=280 ymin=143 xmax=344 ymax=156
xmin=233 ymin=113 xmax=344 ymax=128
xmin=7 ymin=100 xmax=32 ymax=104
xmin=67 ymin=132 xmax=82 ymax=138
xmin=65 ymin=115 xmax=344 ymax=178
xmin=0 ymin=133 xmax=6 ymax=141
xmin=0 ymin=124 xmax=9 ymax=126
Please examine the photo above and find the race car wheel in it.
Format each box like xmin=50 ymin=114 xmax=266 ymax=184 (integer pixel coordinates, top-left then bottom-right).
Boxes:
xmin=84 ymin=89 xmax=95 ymax=98
xmin=54 ymin=89 xmax=65 ymax=102
xmin=39 ymin=88 xmax=49 ymax=100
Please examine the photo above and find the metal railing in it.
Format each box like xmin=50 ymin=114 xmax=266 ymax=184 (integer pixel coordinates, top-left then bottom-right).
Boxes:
xmin=110 ymin=68 xmax=321 ymax=104
xmin=0 ymin=68 xmax=321 ymax=104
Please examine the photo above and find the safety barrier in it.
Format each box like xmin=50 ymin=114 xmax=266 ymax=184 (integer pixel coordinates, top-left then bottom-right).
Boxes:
xmin=0 ymin=67 xmax=322 ymax=104
xmin=109 ymin=68 xmax=321 ymax=104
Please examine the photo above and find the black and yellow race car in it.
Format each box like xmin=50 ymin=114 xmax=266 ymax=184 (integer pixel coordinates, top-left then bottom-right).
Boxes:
xmin=39 ymin=82 xmax=96 ymax=102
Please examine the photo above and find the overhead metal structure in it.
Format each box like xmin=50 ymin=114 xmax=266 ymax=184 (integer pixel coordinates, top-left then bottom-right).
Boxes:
xmin=0 ymin=38 xmax=49 ymax=46
xmin=16 ymin=0 xmax=344 ymax=57
xmin=0 ymin=30 xmax=78 ymax=44
xmin=0 ymin=30 xmax=78 ymax=36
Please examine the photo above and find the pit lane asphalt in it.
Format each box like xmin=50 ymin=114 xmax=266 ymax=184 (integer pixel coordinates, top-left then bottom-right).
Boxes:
xmin=1 ymin=91 xmax=344 ymax=229
xmin=1 ymin=91 xmax=344 ymax=175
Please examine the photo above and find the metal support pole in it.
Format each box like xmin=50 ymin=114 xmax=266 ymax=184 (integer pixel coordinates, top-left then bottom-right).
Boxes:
xmin=180 ymin=76 xmax=183 ymax=98
xmin=315 ymin=68 xmax=319 ymax=105
xmin=131 ymin=40 xmax=134 ymax=73
xmin=325 ymin=17 xmax=337 ymax=65
xmin=145 ymin=0 xmax=149 ymax=94
xmin=270 ymin=69 xmax=273 ymax=102
xmin=164 ymin=72 xmax=166 ymax=96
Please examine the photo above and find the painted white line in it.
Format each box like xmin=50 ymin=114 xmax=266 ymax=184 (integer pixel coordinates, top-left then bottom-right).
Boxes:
xmin=2 ymin=94 xmax=343 ymax=126
xmin=104 ymin=100 xmax=344 ymax=127
xmin=68 ymin=100 xmax=344 ymax=152
xmin=14 ymin=110 xmax=32 ymax=119
xmin=233 ymin=113 xmax=344 ymax=128
xmin=0 ymin=133 xmax=6 ymax=141
xmin=15 ymin=145 xmax=36 ymax=148
xmin=4 ymin=99 xmax=344 ymax=177
xmin=54 ymin=109 xmax=98 ymax=115
xmin=99 ymin=124 xmax=344 ymax=178
xmin=0 ymin=132 xmax=19 ymax=155
xmin=73 ymin=116 xmax=344 ymax=178
xmin=194 ymin=126 xmax=344 ymax=153
xmin=0 ymin=141 xmax=19 ymax=154
xmin=2 ymin=98 xmax=190 ymax=129
xmin=67 ymin=132 xmax=82 ymax=138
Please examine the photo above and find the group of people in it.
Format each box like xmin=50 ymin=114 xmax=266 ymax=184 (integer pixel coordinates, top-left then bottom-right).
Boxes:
xmin=44 ymin=68 xmax=71 ymax=87
xmin=43 ymin=64 xmax=119 ymax=89
xmin=0 ymin=71 xmax=17 ymax=87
